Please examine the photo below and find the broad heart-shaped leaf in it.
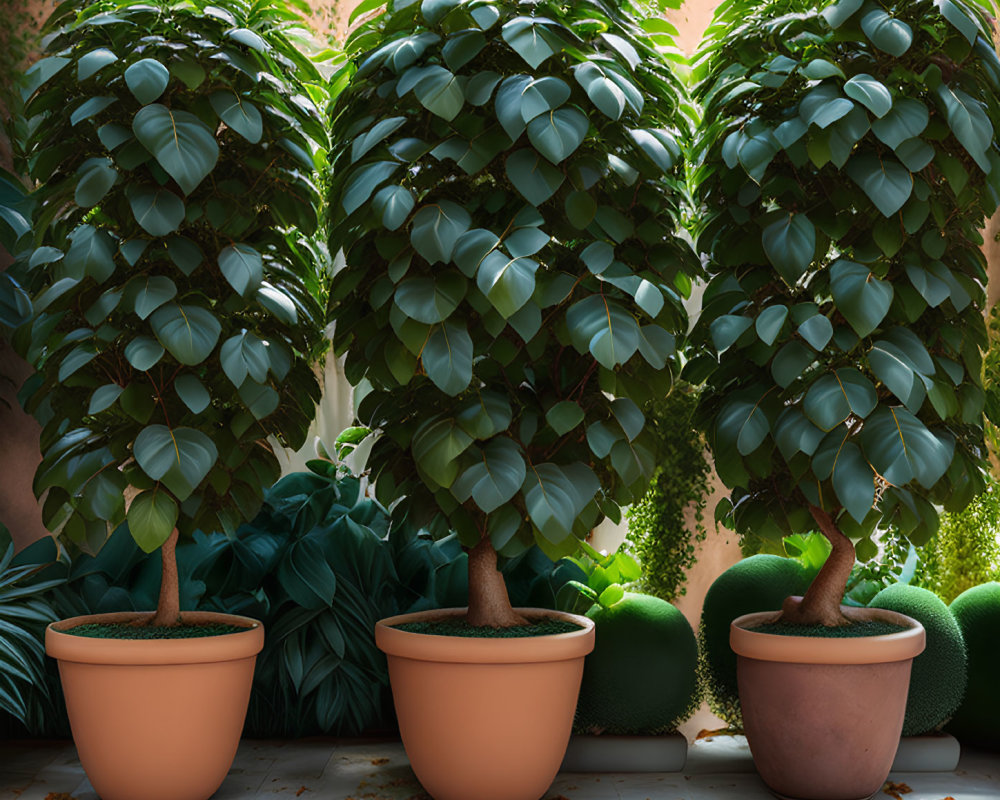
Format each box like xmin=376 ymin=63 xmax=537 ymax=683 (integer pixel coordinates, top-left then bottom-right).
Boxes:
xmin=124 ymin=58 xmax=169 ymax=105
xmin=772 ymin=341 xmax=815 ymax=387
xmin=843 ymin=74 xmax=892 ymax=118
xmin=936 ymin=0 xmax=979 ymax=45
xmin=63 ymin=225 xmax=115 ymax=283
xmin=495 ymin=74 xmax=533 ymax=140
xmin=574 ymin=61 xmax=625 ymax=121
xmin=846 ymin=154 xmax=912 ymax=217
xmin=798 ymin=314 xmax=834 ymax=351
xmin=218 ymin=244 xmax=263 ymax=297
xmin=861 ymin=8 xmax=913 ymax=57
xmin=895 ymin=138 xmax=935 ymax=172
xmin=75 ymin=158 xmax=117 ymax=208
xmin=451 ymin=437 xmax=527 ymax=513
xmin=132 ymin=275 xmax=177 ymax=320
xmin=868 ymin=339 xmax=927 ymax=412
xmin=70 ymin=96 xmax=117 ymax=127
xmin=774 ymin=407 xmax=826 ymax=460
xmin=89 ymin=383 xmax=124 ymax=414
xmin=128 ymin=185 xmax=184 ymax=237
xmin=341 ymin=161 xmax=399 ymax=215
xmin=210 ymin=91 xmax=263 ymax=144
xmin=410 ymin=201 xmax=471 ymax=264
xmin=546 ymin=400 xmax=585 ymax=435
xmin=566 ymin=294 xmax=640 ymax=369
xmin=457 ymin=391 xmax=513 ymax=438
xmin=167 ymin=236 xmax=204 ymax=276
xmin=220 ymin=331 xmax=269 ymax=388
xmin=395 ymin=273 xmax=467 ymax=323
xmin=175 ymin=373 xmax=210 ymax=413
xmin=520 ymin=77 xmax=571 ymax=123
xmin=803 ymin=367 xmax=878 ymax=431
xmin=710 ymin=314 xmax=752 ymax=352
xmin=422 ymin=320 xmax=473 ymax=395
xmin=125 ymin=336 xmax=164 ymax=370
xmin=476 ymin=250 xmax=538 ymax=318
xmin=502 ymin=17 xmax=559 ymax=69
xmin=717 ymin=390 xmax=771 ymax=455
xmin=77 ymin=48 xmax=118 ymax=81
xmin=871 ymin=98 xmax=929 ymax=149
xmin=454 ymin=228 xmax=501 ymax=276
xmin=133 ymin=425 xmax=218 ymax=501
xmin=372 ymin=185 xmax=415 ymax=231
xmin=132 ymin=104 xmax=219 ymax=195
xmin=860 ymin=407 xmax=954 ymax=489
xmin=799 ymin=85 xmax=854 ymax=129
xmin=352 ymin=117 xmax=407 ymax=163
xmin=411 ymin=418 xmax=473 ymax=488
xmin=829 ymin=259 xmax=894 ymax=337
xmin=412 ymin=66 xmax=464 ymax=121
xmin=505 ymin=149 xmax=565 ymax=205
xmin=126 ymin=489 xmax=178 ymax=553
xmin=935 ymin=84 xmax=993 ymax=171
xmin=831 ymin=442 xmax=876 ymax=523
xmin=150 ymin=303 xmax=222 ymax=365
xmin=443 ymin=29 xmax=486 ymax=71
xmin=755 ymin=305 xmax=788 ymax=346
xmin=239 ymin=381 xmax=279 ymax=420
xmin=762 ymin=212 xmax=815 ymax=284
xmin=630 ymin=129 xmax=678 ymax=173
xmin=523 ymin=462 xmax=598 ymax=544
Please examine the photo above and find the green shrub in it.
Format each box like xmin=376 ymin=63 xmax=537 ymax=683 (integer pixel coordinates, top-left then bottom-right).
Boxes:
xmin=626 ymin=389 xmax=711 ymax=602
xmin=698 ymin=555 xmax=810 ymax=727
xmin=575 ymin=592 xmax=699 ymax=735
xmin=868 ymin=584 xmax=967 ymax=737
xmin=946 ymin=582 xmax=1000 ymax=748
xmin=914 ymin=480 xmax=1000 ymax=603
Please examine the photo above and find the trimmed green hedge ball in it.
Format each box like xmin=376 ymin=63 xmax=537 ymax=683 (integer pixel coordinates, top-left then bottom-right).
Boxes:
xmin=947 ymin=582 xmax=1000 ymax=749
xmin=574 ymin=592 xmax=699 ymax=735
xmin=868 ymin=583 xmax=967 ymax=736
xmin=698 ymin=555 xmax=810 ymax=727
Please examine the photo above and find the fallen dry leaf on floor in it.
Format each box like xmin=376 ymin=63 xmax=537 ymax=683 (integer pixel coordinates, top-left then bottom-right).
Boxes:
xmin=371 ymin=757 xmax=390 ymax=765
xmin=295 ymin=788 xmax=310 ymax=797
xmin=695 ymin=727 xmax=740 ymax=739
xmin=883 ymin=782 xmax=912 ymax=799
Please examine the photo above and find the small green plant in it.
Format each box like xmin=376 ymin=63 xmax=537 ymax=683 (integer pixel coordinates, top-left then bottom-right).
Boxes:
xmin=13 ymin=0 xmax=329 ymax=626
xmin=327 ymin=0 xmax=699 ymax=627
xmin=559 ymin=541 xmax=643 ymax=614
xmin=625 ymin=388 xmax=711 ymax=602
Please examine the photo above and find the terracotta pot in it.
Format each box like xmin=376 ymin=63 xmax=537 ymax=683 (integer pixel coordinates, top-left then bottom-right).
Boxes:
xmin=46 ymin=611 xmax=264 ymax=800
xmin=375 ymin=607 xmax=595 ymax=800
xmin=730 ymin=604 xmax=925 ymax=800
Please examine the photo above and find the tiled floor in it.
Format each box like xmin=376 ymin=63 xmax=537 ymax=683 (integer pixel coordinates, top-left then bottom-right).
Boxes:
xmin=2 ymin=735 xmax=998 ymax=800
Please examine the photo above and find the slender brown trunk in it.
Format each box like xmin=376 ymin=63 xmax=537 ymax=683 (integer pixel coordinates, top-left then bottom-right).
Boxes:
xmin=148 ymin=528 xmax=182 ymax=627
xmin=778 ymin=506 xmax=855 ymax=627
xmin=466 ymin=536 xmax=528 ymax=627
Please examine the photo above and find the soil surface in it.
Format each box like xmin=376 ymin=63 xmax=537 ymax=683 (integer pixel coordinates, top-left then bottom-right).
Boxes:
xmin=62 ymin=622 xmax=247 ymax=639
xmin=747 ymin=621 xmax=909 ymax=638
xmin=392 ymin=619 xmax=583 ymax=638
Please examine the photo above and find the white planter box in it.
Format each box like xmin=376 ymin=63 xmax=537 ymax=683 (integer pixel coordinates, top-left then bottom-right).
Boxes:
xmin=560 ymin=732 xmax=687 ymax=773
xmin=891 ymin=732 xmax=961 ymax=772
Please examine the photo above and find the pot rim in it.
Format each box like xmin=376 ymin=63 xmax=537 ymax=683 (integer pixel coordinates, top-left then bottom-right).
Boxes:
xmin=375 ymin=607 xmax=595 ymax=664
xmin=730 ymin=603 xmax=925 ymax=665
xmin=46 ymin=610 xmax=264 ymax=666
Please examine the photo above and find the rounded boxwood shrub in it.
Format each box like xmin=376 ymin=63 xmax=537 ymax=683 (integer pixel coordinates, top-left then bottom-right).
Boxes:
xmin=868 ymin=583 xmax=967 ymax=737
xmin=698 ymin=555 xmax=810 ymax=727
xmin=575 ymin=592 xmax=698 ymax=735
xmin=947 ymin=582 xmax=1000 ymax=748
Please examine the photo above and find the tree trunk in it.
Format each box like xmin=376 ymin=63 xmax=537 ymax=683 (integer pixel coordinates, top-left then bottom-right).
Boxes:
xmin=778 ymin=506 xmax=855 ymax=627
xmin=466 ymin=536 xmax=528 ymax=628
xmin=148 ymin=528 xmax=182 ymax=627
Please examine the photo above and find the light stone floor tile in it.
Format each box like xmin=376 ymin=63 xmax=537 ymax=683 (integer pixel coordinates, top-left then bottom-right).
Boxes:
xmin=1 ymin=737 xmax=998 ymax=799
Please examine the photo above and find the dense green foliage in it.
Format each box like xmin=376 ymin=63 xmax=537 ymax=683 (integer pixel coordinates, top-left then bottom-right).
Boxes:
xmin=626 ymin=388 xmax=711 ymax=601
xmin=690 ymin=0 xmax=997 ymax=555
xmin=575 ymin=591 xmax=699 ymax=735
xmin=698 ymin=554 xmax=811 ymax=727
xmin=868 ymin=583 xmax=967 ymax=736
xmin=946 ymin=581 xmax=1000 ymax=748
xmin=914 ymin=476 xmax=1000 ymax=602
xmin=12 ymin=0 xmax=329 ymax=556
xmin=327 ymin=0 xmax=699 ymax=566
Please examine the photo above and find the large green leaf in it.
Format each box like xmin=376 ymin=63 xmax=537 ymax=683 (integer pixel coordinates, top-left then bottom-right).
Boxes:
xmin=126 ymin=489 xmax=178 ymax=553
xmin=124 ymin=58 xmax=170 ymax=105
xmin=846 ymin=154 xmax=912 ymax=217
xmin=505 ymin=148 xmax=564 ymax=205
xmin=175 ymin=373 xmax=211 ymax=413
xmin=717 ymin=391 xmax=771 ymax=455
xmin=372 ymin=185 xmax=415 ymax=231
xmin=574 ymin=61 xmax=626 ymax=120
xmin=476 ymin=251 xmax=538 ymax=318
xmin=63 ymin=225 xmax=115 ymax=283
xmin=523 ymin=462 xmax=597 ymax=543
xmin=132 ymin=275 xmax=177 ymax=320
xmin=220 ymin=331 xmax=270 ymax=387
xmin=861 ymin=8 xmax=913 ymax=56
xmin=125 ymin=336 xmax=164 ymax=370
xmin=412 ymin=66 xmax=464 ymax=121
xmin=422 ymin=320 xmax=473 ymax=395
xmin=761 ymin=212 xmax=815 ymax=284
xmin=75 ymin=158 xmax=117 ymax=208
xmin=341 ymin=161 xmax=399 ymax=215
xmin=860 ymin=408 xmax=954 ymax=488
xmin=457 ymin=392 xmax=513 ymax=438
xmin=755 ymin=305 xmax=788 ymax=346
xmin=935 ymin=84 xmax=993 ymax=171
xmin=395 ymin=273 xmax=467 ymax=323
xmin=936 ymin=0 xmax=979 ymax=44
xmin=128 ymin=185 xmax=184 ymax=237
xmin=799 ymin=85 xmax=853 ymax=129
xmin=502 ymin=17 xmax=559 ymax=69
xmin=218 ymin=244 xmax=263 ymax=297
xmin=831 ymin=442 xmax=877 ymax=523
xmin=134 ymin=424 xmax=218 ymax=500
xmin=566 ymin=295 xmax=640 ymax=369
xmin=410 ymin=201 xmax=471 ymax=264
xmin=519 ymin=77 xmax=570 ymax=122
xmin=802 ymin=368 xmax=878 ymax=430
xmin=132 ymin=104 xmax=219 ymax=195
xmin=843 ymin=74 xmax=892 ymax=118
xmin=871 ymin=98 xmax=929 ymax=149
xmin=774 ymin=407 xmax=826 ymax=460
xmin=526 ymin=107 xmax=588 ymax=164
xmin=77 ymin=48 xmax=117 ymax=81
xmin=451 ymin=437 xmax=526 ymax=513
xmin=443 ymin=29 xmax=486 ymax=70
xmin=829 ymin=259 xmax=894 ymax=337
xmin=411 ymin=418 xmax=473 ymax=488
xmin=546 ymin=400 xmax=585 ymax=435
xmin=150 ymin=303 xmax=221 ymax=365
xmin=822 ymin=0 xmax=863 ymax=27
xmin=869 ymin=339 xmax=927 ymax=411
xmin=210 ymin=91 xmax=263 ymax=143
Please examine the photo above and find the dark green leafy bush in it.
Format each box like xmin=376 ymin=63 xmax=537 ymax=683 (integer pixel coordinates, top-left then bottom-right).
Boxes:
xmin=946 ymin=581 xmax=1000 ymax=748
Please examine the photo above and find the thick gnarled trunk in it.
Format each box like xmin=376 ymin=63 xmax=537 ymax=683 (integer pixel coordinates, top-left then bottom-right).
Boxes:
xmin=466 ymin=536 xmax=528 ymax=628
xmin=148 ymin=528 xmax=182 ymax=627
xmin=778 ymin=506 xmax=855 ymax=627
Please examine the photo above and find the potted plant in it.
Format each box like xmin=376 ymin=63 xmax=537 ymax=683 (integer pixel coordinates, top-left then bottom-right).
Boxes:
xmin=327 ymin=0 xmax=697 ymax=796
xmin=691 ymin=0 xmax=999 ymax=796
xmin=12 ymin=0 xmax=329 ymax=797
